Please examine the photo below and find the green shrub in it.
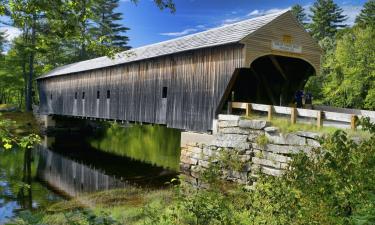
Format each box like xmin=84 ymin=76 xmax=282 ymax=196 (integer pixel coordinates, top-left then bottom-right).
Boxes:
xmin=256 ymin=134 xmax=269 ymax=147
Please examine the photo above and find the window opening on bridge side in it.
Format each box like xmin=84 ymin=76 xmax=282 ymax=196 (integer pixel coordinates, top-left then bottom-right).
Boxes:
xmin=50 ymin=94 xmax=52 ymax=100
xmin=82 ymin=92 xmax=85 ymax=100
xmin=75 ymin=92 xmax=78 ymax=100
xmin=162 ymin=87 xmax=168 ymax=98
xmin=107 ymin=90 xmax=110 ymax=99
xmin=97 ymin=91 xmax=100 ymax=99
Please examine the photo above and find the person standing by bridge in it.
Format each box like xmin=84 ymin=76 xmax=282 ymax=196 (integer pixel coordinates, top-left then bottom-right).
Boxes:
xmin=295 ymin=90 xmax=304 ymax=108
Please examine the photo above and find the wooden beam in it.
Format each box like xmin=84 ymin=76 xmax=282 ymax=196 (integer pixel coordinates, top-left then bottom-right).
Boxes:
xmin=317 ymin=111 xmax=323 ymax=128
xmin=269 ymin=55 xmax=288 ymax=80
xmin=351 ymin=115 xmax=357 ymax=130
xmin=267 ymin=105 xmax=273 ymax=121
xmin=251 ymin=68 xmax=277 ymax=105
xmin=291 ymin=107 xmax=297 ymax=124
xmin=215 ymin=69 xmax=241 ymax=116
xmin=246 ymin=103 xmax=252 ymax=117
xmin=227 ymin=101 xmax=232 ymax=114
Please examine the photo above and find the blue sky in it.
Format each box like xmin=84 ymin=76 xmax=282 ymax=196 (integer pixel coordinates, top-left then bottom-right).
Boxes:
xmin=0 ymin=0 xmax=366 ymax=50
xmin=119 ymin=0 xmax=366 ymax=48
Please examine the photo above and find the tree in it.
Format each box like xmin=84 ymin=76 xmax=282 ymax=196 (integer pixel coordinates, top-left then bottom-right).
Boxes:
xmin=0 ymin=30 xmax=6 ymax=54
xmin=92 ymin=0 xmax=130 ymax=53
xmin=355 ymin=0 xmax=375 ymax=27
xmin=314 ymin=26 xmax=375 ymax=109
xmin=291 ymin=4 xmax=308 ymax=27
xmin=309 ymin=0 xmax=347 ymax=40
xmin=4 ymin=0 xmax=175 ymax=111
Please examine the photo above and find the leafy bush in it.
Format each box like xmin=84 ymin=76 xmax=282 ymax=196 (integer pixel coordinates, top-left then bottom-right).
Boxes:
xmin=146 ymin=118 xmax=375 ymax=225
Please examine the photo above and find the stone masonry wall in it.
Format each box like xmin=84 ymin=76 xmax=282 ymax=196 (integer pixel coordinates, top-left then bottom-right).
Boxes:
xmin=180 ymin=114 xmax=322 ymax=186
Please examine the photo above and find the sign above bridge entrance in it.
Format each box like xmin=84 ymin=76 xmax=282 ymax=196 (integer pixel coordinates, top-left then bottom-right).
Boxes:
xmin=271 ymin=40 xmax=302 ymax=54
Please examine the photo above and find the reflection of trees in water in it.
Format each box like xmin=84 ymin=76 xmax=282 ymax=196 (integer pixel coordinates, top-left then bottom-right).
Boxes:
xmin=0 ymin=147 xmax=60 ymax=215
xmin=17 ymin=149 xmax=32 ymax=210
xmin=90 ymin=124 xmax=181 ymax=171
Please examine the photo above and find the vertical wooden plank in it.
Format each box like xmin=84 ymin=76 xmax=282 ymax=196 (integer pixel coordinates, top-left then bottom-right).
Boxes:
xmin=267 ymin=105 xmax=272 ymax=121
xmin=245 ymin=103 xmax=251 ymax=117
xmin=227 ymin=101 xmax=232 ymax=114
xmin=316 ymin=111 xmax=323 ymax=128
xmin=351 ymin=115 xmax=357 ymax=130
xmin=291 ymin=107 xmax=297 ymax=124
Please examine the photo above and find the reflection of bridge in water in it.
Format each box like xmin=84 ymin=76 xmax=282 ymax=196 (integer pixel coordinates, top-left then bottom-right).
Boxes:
xmin=36 ymin=137 xmax=177 ymax=197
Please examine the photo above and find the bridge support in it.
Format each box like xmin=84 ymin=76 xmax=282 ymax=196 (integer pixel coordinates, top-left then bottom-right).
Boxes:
xmin=42 ymin=115 xmax=56 ymax=129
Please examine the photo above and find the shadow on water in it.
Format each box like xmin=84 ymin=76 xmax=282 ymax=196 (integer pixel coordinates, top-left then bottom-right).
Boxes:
xmin=0 ymin=122 xmax=181 ymax=224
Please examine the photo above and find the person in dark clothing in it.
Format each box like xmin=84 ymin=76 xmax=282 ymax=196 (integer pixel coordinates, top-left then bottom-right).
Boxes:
xmin=295 ymin=90 xmax=304 ymax=108
xmin=304 ymin=91 xmax=313 ymax=109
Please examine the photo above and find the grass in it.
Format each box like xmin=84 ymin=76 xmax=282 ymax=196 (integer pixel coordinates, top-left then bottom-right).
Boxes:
xmin=41 ymin=187 xmax=175 ymax=225
xmin=242 ymin=113 xmax=370 ymax=137
xmin=0 ymin=104 xmax=18 ymax=111
xmin=0 ymin=111 xmax=41 ymax=135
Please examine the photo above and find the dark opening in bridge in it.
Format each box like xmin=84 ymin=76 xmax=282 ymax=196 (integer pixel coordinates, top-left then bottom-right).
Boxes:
xmin=97 ymin=91 xmax=100 ymax=99
xmin=50 ymin=94 xmax=52 ymax=100
xmin=75 ymin=92 xmax=77 ymax=100
xmin=107 ymin=90 xmax=110 ymax=99
xmin=82 ymin=92 xmax=85 ymax=100
xmin=162 ymin=87 xmax=168 ymax=98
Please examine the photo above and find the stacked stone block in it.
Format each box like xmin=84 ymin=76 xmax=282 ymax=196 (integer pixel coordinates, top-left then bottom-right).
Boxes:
xmin=180 ymin=114 xmax=323 ymax=186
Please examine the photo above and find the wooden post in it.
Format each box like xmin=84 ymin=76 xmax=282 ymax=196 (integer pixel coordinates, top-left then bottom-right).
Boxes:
xmin=291 ymin=107 xmax=297 ymax=124
xmin=316 ymin=111 xmax=323 ymax=128
xmin=227 ymin=101 xmax=232 ymax=114
xmin=351 ymin=115 xmax=357 ymax=130
xmin=246 ymin=103 xmax=252 ymax=117
xmin=267 ymin=105 xmax=272 ymax=121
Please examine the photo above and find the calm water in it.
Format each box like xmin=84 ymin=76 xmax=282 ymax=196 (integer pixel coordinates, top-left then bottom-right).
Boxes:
xmin=0 ymin=123 xmax=181 ymax=224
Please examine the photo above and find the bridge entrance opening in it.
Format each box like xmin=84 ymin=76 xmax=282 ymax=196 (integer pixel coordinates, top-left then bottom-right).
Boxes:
xmin=226 ymin=54 xmax=315 ymax=107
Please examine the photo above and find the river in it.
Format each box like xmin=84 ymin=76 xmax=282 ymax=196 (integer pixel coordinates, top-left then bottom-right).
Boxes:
xmin=0 ymin=123 xmax=180 ymax=224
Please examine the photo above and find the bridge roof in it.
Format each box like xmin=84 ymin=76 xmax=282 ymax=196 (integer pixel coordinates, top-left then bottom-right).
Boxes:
xmin=39 ymin=10 xmax=288 ymax=79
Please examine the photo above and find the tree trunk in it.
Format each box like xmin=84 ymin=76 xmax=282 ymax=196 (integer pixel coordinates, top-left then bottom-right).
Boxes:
xmin=26 ymin=14 xmax=37 ymax=111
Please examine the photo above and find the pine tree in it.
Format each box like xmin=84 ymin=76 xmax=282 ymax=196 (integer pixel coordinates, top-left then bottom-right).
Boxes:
xmin=0 ymin=31 xmax=6 ymax=54
xmin=93 ymin=0 xmax=130 ymax=52
xmin=291 ymin=4 xmax=308 ymax=26
xmin=309 ymin=0 xmax=347 ymax=40
xmin=355 ymin=0 xmax=375 ymax=27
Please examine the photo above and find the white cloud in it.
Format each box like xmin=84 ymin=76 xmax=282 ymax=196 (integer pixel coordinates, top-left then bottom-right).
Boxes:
xmin=0 ymin=26 xmax=22 ymax=42
xmin=247 ymin=7 xmax=290 ymax=17
xmin=248 ymin=10 xmax=260 ymax=16
xmin=159 ymin=28 xmax=197 ymax=37
xmin=221 ymin=17 xmax=242 ymax=25
xmin=342 ymin=5 xmax=362 ymax=26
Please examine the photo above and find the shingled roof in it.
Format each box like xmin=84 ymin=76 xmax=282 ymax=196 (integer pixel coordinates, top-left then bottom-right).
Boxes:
xmin=39 ymin=10 xmax=288 ymax=79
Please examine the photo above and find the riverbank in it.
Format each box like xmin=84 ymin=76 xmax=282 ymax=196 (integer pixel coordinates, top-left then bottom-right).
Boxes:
xmin=2 ymin=112 xmax=374 ymax=225
xmin=0 ymin=111 xmax=41 ymax=135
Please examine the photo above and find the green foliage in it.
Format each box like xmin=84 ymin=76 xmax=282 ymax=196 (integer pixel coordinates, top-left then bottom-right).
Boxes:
xmin=0 ymin=113 xmax=40 ymax=150
xmin=139 ymin=119 xmax=375 ymax=225
xmin=291 ymin=4 xmax=308 ymax=27
xmin=355 ymin=0 xmax=375 ymax=27
xmin=219 ymin=149 xmax=245 ymax=172
xmin=256 ymin=134 xmax=269 ymax=147
xmin=312 ymin=26 xmax=375 ymax=110
xmin=89 ymin=122 xmax=181 ymax=170
xmin=8 ymin=210 xmax=121 ymax=225
xmin=309 ymin=0 xmax=347 ymax=40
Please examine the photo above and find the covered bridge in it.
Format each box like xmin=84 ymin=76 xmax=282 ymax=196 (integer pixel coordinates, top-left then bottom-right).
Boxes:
xmin=37 ymin=10 xmax=321 ymax=132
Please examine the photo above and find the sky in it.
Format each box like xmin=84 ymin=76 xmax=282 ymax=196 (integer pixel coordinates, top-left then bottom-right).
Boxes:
xmin=0 ymin=0 xmax=367 ymax=49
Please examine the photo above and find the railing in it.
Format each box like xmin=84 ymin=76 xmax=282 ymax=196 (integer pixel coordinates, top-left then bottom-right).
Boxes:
xmin=227 ymin=102 xmax=371 ymax=130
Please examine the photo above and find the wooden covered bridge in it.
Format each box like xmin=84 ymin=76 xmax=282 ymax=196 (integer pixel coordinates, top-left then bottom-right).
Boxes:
xmin=37 ymin=10 xmax=321 ymax=132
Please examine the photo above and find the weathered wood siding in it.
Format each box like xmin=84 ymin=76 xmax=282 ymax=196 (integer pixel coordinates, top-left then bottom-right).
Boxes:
xmin=38 ymin=44 xmax=245 ymax=132
xmin=240 ymin=12 xmax=321 ymax=72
